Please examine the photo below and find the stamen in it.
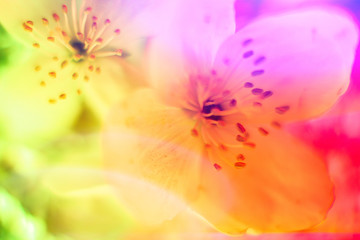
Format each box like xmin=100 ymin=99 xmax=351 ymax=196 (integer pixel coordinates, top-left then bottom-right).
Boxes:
xmin=191 ymin=128 xmax=199 ymax=137
xmin=243 ymin=142 xmax=256 ymax=148
xmin=61 ymin=60 xmax=68 ymax=69
xmin=243 ymin=50 xmax=254 ymax=58
xmin=34 ymin=66 xmax=41 ymax=71
xmin=237 ymin=154 xmax=245 ymax=160
xmin=72 ymin=73 xmax=79 ymax=80
xmin=49 ymin=99 xmax=57 ymax=104
xmin=251 ymin=69 xmax=265 ymax=77
xmin=213 ymin=163 xmax=222 ymax=171
xmin=251 ymin=88 xmax=263 ymax=95
xmin=32 ymin=43 xmax=40 ymax=48
xmin=236 ymin=123 xmax=246 ymax=133
xmin=23 ymin=23 xmax=33 ymax=32
xmin=275 ymin=105 xmax=290 ymax=114
xmin=48 ymin=72 xmax=56 ymax=78
xmin=244 ymin=82 xmax=253 ymax=88
xmin=242 ymin=38 xmax=253 ymax=46
xmin=52 ymin=13 xmax=60 ymax=22
xmin=234 ymin=162 xmax=246 ymax=168
xmin=47 ymin=36 xmax=55 ymax=42
xmin=258 ymin=127 xmax=269 ymax=136
xmin=40 ymin=81 xmax=46 ymax=87
xmin=59 ymin=93 xmax=67 ymax=99
xmin=42 ymin=18 xmax=49 ymax=25
xmin=262 ymin=91 xmax=273 ymax=99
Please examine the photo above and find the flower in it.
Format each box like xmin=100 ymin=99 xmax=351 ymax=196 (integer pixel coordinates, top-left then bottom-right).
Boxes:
xmin=0 ymin=0 xmax=174 ymax=107
xmin=104 ymin=2 xmax=359 ymax=234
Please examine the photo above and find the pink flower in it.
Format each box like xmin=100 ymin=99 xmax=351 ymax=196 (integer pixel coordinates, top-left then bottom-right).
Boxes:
xmin=104 ymin=3 xmax=359 ymax=234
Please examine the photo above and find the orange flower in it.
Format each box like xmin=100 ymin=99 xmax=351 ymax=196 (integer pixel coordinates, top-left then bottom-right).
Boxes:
xmin=104 ymin=5 xmax=359 ymax=234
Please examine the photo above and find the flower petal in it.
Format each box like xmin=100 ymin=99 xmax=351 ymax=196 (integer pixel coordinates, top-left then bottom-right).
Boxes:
xmin=103 ymin=89 xmax=207 ymax=224
xmin=191 ymin=124 xmax=334 ymax=233
xmin=0 ymin=51 xmax=81 ymax=143
xmin=147 ymin=0 xmax=236 ymax=105
xmin=213 ymin=8 xmax=359 ymax=123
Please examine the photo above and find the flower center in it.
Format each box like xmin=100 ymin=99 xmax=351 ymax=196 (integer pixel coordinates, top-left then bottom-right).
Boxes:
xmin=184 ymin=70 xmax=286 ymax=171
xmin=22 ymin=0 xmax=124 ymax=103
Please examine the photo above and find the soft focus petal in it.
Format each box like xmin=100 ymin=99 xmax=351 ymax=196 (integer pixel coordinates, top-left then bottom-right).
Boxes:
xmin=147 ymin=0 xmax=235 ymax=105
xmin=214 ymin=8 xmax=359 ymax=123
xmin=0 ymin=52 xmax=81 ymax=143
xmin=103 ymin=89 xmax=208 ymax=225
xmin=42 ymin=166 xmax=186 ymax=227
xmin=191 ymin=124 xmax=334 ymax=233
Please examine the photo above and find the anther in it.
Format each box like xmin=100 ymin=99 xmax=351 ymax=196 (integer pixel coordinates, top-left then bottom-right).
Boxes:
xmin=77 ymin=89 xmax=82 ymax=95
xmin=32 ymin=43 xmax=40 ymax=48
xmin=84 ymin=75 xmax=90 ymax=82
xmin=47 ymin=36 xmax=55 ymax=42
xmin=230 ymin=99 xmax=237 ymax=107
xmin=40 ymin=81 xmax=46 ymax=87
xmin=236 ymin=135 xmax=246 ymax=142
xmin=254 ymin=56 xmax=266 ymax=65
xmin=61 ymin=60 xmax=68 ymax=69
xmin=262 ymin=91 xmax=273 ymax=99
xmin=62 ymin=4 xmax=68 ymax=13
xmin=26 ymin=21 xmax=34 ymax=26
xmin=275 ymin=105 xmax=290 ymax=114
xmin=88 ymin=65 xmax=94 ymax=71
xmin=251 ymin=88 xmax=263 ymax=95
xmin=59 ymin=93 xmax=67 ymax=99
xmin=258 ymin=127 xmax=269 ymax=136
xmin=244 ymin=82 xmax=253 ymax=88
xmin=191 ymin=128 xmax=198 ymax=137
xmin=85 ymin=7 xmax=92 ymax=13
xmin=237 ymin=154 xmax=245 ymax=160
xmin=244 ymin=142 xmax=256 ymax=148
xmin=243 ymin=50 xmax=254 ymax=58
xmin=23 ymin=23 xmax=33 ymax=32
xmin=271 ymin=121 xmax=282 ymax=129
xmin=52 ymin=13 xmax=60 ymax=22
xmin=95 ymin=67 xmax=101 ymax=74
xmin=49 ymin=99 xmax=57 ymax=104
xmin=52 ymin=56 xmax=59 ymax=61
xmin=34 ymin=66 xmax=41 ymax=71
xmin=42 ymin=18 xmax=49 ymax=25
xmin=219 ymin=144 xmax=228 ymax=151
xmin=253 ymin=102 xmax=262 ymax=107
xmin=48 ymin=72 xmax=56 ymax=78
xmin=114 ymin=29 xmax=121 ymax=35
xmin=213 ymin=163 xmax=222 ymax=171
xmin=72 ymin=73 xmax=79 ymax=80
xmin=105 ymin=19 xmax=111 ymax=25
xmin=115 ymin=49 xmax=123 ymax=56
xmin=251 ymin=69 xmax=265 ymax=77
xmin=236 ymin=123 xmax=246 ymax=133
xmin=234 ymin=162 xmax=246 ymax=168
xmin=242 ymin=38 xmax=253 ymax=46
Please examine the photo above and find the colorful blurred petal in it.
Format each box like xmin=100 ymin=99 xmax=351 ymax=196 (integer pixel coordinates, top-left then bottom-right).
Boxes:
xmin=104 ymin=7 xmax=358 ymax=234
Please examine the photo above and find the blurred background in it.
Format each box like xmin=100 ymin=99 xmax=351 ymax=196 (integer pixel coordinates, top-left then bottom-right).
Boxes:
xmin=0 ymin=0 xmax=359 ymax=239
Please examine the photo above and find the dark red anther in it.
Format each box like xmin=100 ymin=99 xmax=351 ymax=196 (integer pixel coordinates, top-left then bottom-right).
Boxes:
xmin=258 ymin=127 xmax=269 ymax=136
xmin=236 ymin=123 xmax=246 ymax=133
xmin=234 ymin=162 xmax=246 ymax=168
xmin=214 ymin=163 xmax=222 ymax=170
xmin=244 ymin=142 xmax=256 ymax=148
xmin=237 ymin=154 xmax=245 ymax=160
xmin=275 ymin=105 xmax=290 ymax=114
xmin=236 ymin=135 xmax=246 ymax=142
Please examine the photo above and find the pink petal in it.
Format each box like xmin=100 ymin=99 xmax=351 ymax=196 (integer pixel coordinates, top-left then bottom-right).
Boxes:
xmin=213 ymin=8 xmax=358 ymax=123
